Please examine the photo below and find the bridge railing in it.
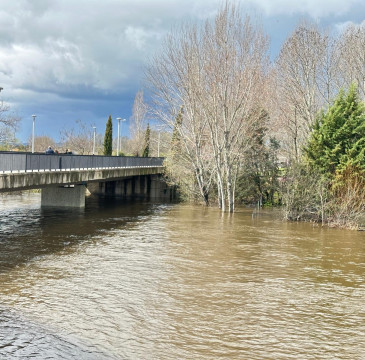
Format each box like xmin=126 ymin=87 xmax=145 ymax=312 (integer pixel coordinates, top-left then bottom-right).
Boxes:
xmin=0 ymin=152 xmax=164 ymax=173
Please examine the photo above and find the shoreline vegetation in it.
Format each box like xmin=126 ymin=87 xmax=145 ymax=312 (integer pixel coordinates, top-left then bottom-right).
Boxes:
xmin=1 ymin=2 xmax=364 ymax=230
xmin=145 ymin=3 xmax=365 ymax=230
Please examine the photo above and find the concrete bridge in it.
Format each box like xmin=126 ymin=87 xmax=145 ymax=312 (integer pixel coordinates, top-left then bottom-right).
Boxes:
xmin=0 ymin=152 xmax=169 ymax=207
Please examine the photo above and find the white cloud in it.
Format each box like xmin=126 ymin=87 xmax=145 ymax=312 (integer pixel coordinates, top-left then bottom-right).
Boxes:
xmin=1 ymin=0 xmax=364 ymax=98
xmin=334 ymin=19 xmax=365 ymax=34
xmin=245 ymin=0 xmax=362 ymax=18
xmin=125 ymin=26 xmax=157 ymax=50
xmin=1 ymin=0 xmax=365 ymax=141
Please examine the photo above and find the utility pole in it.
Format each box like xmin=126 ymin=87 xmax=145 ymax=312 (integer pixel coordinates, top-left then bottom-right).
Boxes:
xmin=32 ymin=115 xmax=36 ymax=153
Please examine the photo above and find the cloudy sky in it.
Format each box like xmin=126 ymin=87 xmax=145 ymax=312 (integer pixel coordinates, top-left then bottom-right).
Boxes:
xmin=1 ymin=0 xmax=365 ymax=143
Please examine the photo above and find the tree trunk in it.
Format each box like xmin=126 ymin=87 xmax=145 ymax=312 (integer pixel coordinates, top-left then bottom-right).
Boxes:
xmin=195 ymin=167 xmax=209 ymax=206
xmin=216 ymin=170 xmax=225 ymax=211
xmin=226 ymin=168 xmax=234 ymax=213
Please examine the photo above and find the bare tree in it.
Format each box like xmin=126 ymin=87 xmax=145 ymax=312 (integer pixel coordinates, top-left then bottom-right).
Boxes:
xmin=0 ymin=99 xmax=20 ymax=145
xmin=129 ymin=90 xmax=148 ymax=156
xmin=201 ymin=6 xmax=269 ymax=211
xmin=0 ymin=127 xmax=17 ymax=149
xmin=337 ymin=23 xmax=365 ymax=99
xmin=60 ymin=119 xmax=94 ymax=154
xmin=274 ymin=22 xmax=328 ymax=160
xmin=146 ymin=2 xmax=269 ymax=211
xmin=316 ymin=32 xmax=342 ymax=106
xmin=146 ymin=21 xmax=215 ymax=205
xmin=27 ymin=135 xmax=56 ymax=153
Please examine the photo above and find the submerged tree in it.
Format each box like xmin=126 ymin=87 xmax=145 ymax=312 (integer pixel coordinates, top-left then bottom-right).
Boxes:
xmin=164 ymin=108 xmax=202 ymax=202
xmin=146 ymin=2 xmax=269 ymax=211
xmin=104 ymin=115 xmax=113 ymax=156
xmin=237 ymin=110 xmax=280 ymax=205
xmin=296 ymin=84 xmax=365 ymax=228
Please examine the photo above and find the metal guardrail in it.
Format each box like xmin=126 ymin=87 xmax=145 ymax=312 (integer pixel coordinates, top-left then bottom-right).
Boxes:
xmin=0 ymin=152 xmax=164 ymax=173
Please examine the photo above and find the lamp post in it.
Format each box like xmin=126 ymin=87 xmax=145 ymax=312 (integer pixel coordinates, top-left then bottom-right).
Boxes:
xmin=116 ymin=118 xmax=121 ymax=156
xmin=31 ymin=114 xmax=36 ymax=153
xmin=92 ymin=126 xmax=96 ymax=155
xmin=116 ymin=117 xmax=126 ymax=156
xmin=158 ymin=130 xmax=160 ymax=157
xmin=155 ymin=125 xmax=164 ymax=157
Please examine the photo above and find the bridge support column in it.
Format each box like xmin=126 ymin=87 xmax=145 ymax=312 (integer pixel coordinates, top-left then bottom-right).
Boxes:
xmin=150 ymin=175 xmax=173 ymax=199
xmin=41 ymin=185 xmax=86 ymax=207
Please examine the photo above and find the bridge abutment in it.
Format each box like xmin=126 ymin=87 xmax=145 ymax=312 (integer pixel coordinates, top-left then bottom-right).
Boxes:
xmin=41 ymin=185 xmax=86 ymax=207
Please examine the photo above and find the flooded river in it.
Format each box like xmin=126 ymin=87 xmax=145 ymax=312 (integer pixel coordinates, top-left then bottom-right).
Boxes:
xmin=0 ymin=193 xmax=364 ymax=359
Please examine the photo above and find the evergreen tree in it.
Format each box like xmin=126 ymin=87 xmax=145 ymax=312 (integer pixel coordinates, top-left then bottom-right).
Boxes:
xmin=142 ymin=123 xmax=150 ymax=157
xmin=104 ymin=115 xmax=113 ymax=156
xmin=305 ymin=84 xmax=365 ymax=185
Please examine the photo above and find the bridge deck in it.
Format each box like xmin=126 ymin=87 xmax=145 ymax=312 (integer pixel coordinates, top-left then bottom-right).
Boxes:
xmin=0 ymin=152 xmax=164 ymax=192
xmin=0 ymin=152 xmax=163 ymax=173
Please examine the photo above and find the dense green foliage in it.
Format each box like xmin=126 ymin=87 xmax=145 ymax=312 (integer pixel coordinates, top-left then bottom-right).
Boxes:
xmin=283 ymin=85 xmax=365 ymax=228
xmin=282 ymin=162 xmax=329 ymax=223
xmin=142 ymin=123 xmax=150 ymax=157
xmin=305 ymin=85 xmax=365 ymax=186
xmin=104 ymin=115 xmax=113 ymax=156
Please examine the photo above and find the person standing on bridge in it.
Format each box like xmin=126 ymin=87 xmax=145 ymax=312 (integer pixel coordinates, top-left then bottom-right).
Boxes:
xmin=45 ymin=146 xmax=55 ymax=154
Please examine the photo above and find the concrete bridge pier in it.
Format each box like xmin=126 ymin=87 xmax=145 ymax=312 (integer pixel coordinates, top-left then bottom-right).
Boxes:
xmin=88 ymin=174 xmax=174 ymax=200
xmin=41 ymin=185 xmax=86 ymax=207
xmin=39 ymin=175 xmax=174 ymax=207
xmin=150 ymin=175 xmax=171 ymax=199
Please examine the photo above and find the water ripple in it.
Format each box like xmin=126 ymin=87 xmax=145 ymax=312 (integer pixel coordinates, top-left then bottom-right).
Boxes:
xmin=0 ymin=196 xmax=364 ymax=359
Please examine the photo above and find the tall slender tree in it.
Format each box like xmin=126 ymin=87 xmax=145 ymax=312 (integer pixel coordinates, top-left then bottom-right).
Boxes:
xmin=129 ymin=90 xmax=148 ymax=156
xmin=142 ymin=123 xmax=150 ymax=157
xmin=104 ymin=115 xmax=113 ymax=156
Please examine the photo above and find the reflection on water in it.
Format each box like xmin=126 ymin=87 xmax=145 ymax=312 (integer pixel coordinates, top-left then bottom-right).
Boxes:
xmin=0 ymin=194 xmax=157 ymax=273
xmin=0 ymin=193 xmax=364 ymax=359
xmin=0 ymin=306 xmax=115 ymax=360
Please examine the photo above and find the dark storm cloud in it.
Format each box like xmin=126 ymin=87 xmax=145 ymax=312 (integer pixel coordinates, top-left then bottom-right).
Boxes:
xmin=0 ymin=0 xmax=364 ymax=141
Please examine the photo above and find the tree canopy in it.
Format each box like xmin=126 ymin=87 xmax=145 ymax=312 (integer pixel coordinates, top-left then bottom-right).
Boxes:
xmin=305 ymin=85 xmax=365 ymax=185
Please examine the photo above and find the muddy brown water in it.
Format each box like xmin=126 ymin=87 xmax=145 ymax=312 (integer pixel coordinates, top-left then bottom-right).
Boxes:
xmin=0 ymin=193 xmax=364 ymax=359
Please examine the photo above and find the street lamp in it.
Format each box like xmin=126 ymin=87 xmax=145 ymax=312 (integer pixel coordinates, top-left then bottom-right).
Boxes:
xmin=158 ymin=130 xmax=161 ymax=157
xmin=92 ymin=126 xmax=96 ymax=155
xmin=31 ymin=114 xmax=36 ymax=153
xmin=155 ymin=125 xmax=164 ymax=157
xmin=116 ymin=117 xmax=126 ymax=156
